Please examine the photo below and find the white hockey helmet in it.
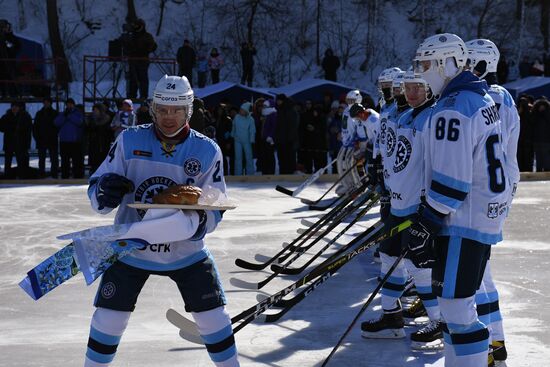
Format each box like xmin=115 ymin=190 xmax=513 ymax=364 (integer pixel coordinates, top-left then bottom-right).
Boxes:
xmin=345 ymin=89 xmax=362 ymax=105
xmin=151 ymin=75 xmax=194 ymax=137
xmin=465 ymin=39 xmax=500 ymax=78
xmin=413 ymin=33 xmax=467 ymax=95
xmin=392 ymin=71 xmax=406 ymax=95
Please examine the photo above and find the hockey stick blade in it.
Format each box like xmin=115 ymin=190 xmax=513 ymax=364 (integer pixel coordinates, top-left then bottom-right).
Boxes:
xmin=256 ymin=293 xmax=288 ymax=307
xmin=309 ymin=196 xmax=341 ymax=211
xmin=300 ymin=198 xmax=315 ymax=205
xmin=234 ymin=258 xmax=270 ymax=271
xmin=271 ymin=263 xmax=302 ymax=275
xmin=230 ymin=277 xmax=260 ymax=290
xmin=166 ymin=308 xmax=204 ymax=345
xmin=275 ymin=185 xmax=295 ymax=197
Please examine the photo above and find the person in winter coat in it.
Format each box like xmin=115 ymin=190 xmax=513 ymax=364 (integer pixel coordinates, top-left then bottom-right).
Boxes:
xmin=322 ymin=48 xmax=341 ymax=82
xmin=231 ymin=102 xmax=256 ymax=175
xmin=196 ymin=52 xmax=209 ymax=88
xmin=33 ymin=97 xmax=59 ymax=178
xmin=531 ymin=97 xmax=550 ymax=171
xmin=517 ymin=96 xmax=534 ymax=171
xmin=87 ymin=103 xmax=112 ymax=174
xmin=299 ymin=103 xmax=328 ymax=173
xmin=0 ymin=102 xmax=32 ymax=178
xmin=208 ymin=48 xmax=224 ymax=84
xmin=240 ymin=42 xmax=257 ymax=86
xmin=275 ymin=94 xmax=299 ymax=174
xmin=176 ymin=39 xmax=196 ymax=86
xmin=124 ymin=19 xmax=157 ymax=99
xmin=214 ymin=103 xmax=234 ymax=175
xmin=261 ymin=99 xmax=277 ymax=174
xmin=189 ymin=97 xmax=206 ymax=133
xmin=328 ymin=103 xmax=344 ymax=173
xmin=54 ymin=98 xmax=84 ymax=178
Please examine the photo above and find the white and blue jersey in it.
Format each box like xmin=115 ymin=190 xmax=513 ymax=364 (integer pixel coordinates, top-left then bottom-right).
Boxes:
xmin=341 ymin=106 xmax=356 ymax=148
xmin=424 ymin=72 xmax=508 ymax=244
xmin=373 ymin=102 xmax=397 ymax=158
xmin=379 ymin=103 xmax=411 ymax=192
xmin=488 ymin=84 xmax=520 ymax=202
xmin=88 ymin=125 xmax=225 ymax=271
xmin=389 ymin=101 xmax=434 ymax=217
xmin=363 ymin=109 xmax=380 ymax=147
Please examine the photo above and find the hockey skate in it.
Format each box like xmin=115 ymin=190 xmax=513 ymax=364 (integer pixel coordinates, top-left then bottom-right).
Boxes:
xmin=411 ymin=319 xmax=444 ymax=351
xmin=361 ymin=311 xmax=405 ymax=339
xmin=402 ymin=297 xmax=428 ymax=325
xmin=492 ymin=340 xmax=507 ymax=361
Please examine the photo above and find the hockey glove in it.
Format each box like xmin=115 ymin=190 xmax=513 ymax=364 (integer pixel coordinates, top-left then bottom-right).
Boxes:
xmin=380 ymin=191 xmax=391 ymax=222
xmin=403 ymin=203 xmax=445 ymax=268
xmin=367 ymin=155 xmax=382 ymax=187
xmin=95 ymin=173 xmax=135 ymax=210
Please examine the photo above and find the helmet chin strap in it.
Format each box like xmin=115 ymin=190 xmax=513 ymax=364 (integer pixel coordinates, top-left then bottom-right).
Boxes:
xmin=155 ymin=122 xmax=190 ymax=144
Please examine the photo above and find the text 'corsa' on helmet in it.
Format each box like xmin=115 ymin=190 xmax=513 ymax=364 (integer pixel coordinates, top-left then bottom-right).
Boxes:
xmin=151 ymin=75 xmax=194 ymax=138
xmin=413 ymin=33 xmax=467 ymax=96
xmin=465 ymin=39 xmax=500 ymax=79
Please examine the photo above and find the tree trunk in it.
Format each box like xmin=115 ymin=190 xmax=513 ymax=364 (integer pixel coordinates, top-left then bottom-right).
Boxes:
xmin=541 ymin=0 xmax=550 ymax=52
xmin=316 ymin=0 xmax=321 ymax=65
xmin=156 ymin=0 xmax=167 ymax=36
xmin=246 ymin=0 xmax=260 ymax=44
xmin=477 ymin=0 xmax=492 ymax=38
xmin=127 ymin=0 xmax=137 ymax=23
xmin=46 ymin=0 xmax=72 ymax=89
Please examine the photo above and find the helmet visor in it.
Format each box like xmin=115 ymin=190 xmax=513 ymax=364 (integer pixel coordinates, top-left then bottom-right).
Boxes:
xmin=413 ymin=59 xmax=437 ymax=74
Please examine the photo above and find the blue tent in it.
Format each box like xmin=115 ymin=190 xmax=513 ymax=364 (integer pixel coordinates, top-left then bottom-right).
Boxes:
xmin=269 ymin=78 xmax=375 ymax=108
xmin=15 ymin=34 xmax=46 ymax=77
xmin=194 ymin=82 xmax=274 ymax=108
xmin=503 ymin=76 xmax=550 ymax=100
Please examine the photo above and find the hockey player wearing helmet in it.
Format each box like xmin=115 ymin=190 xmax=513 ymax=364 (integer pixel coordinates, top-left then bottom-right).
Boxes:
xmin=405 ymin=33 xmax=508 ymax=367
xmin=85 ymin=75 xmax=240 ymax=367
xmin=335 ymin=89 xmax=363 ymax=195
xmin=362 ymin=71 xmax=444 ymax=349
xmin=466 ymin=38 xmax=519 ymax=363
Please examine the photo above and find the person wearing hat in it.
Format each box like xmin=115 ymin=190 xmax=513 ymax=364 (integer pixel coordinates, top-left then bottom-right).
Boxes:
xmin=111 ymin=99 xmax=136 ymax=138
xmin=231 ymin=101 xmax=255 ymax=175
xmin=124 ymin=19 xmax=157 ymax=99
xmin=54 ymin=98 xmax=84 ymax=178
xmin=0 ymin=102 xmax=32 ymax=178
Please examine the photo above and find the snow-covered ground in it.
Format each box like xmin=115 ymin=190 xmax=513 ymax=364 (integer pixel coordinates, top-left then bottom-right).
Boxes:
xmin=0 ymin=181 xmax=549 ymax=366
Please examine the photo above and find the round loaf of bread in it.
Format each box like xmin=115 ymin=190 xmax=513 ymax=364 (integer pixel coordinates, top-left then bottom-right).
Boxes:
xmin=152 ymin=185 xmax=202 ymax=205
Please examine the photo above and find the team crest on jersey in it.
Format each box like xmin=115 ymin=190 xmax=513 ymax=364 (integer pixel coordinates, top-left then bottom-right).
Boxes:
xmin=379 ymin=118 xmax=387 ymax=144
xmin=386 ymin=127 xmax=396 ymax=157
xmin=393 ymin=136 xmax=412 ymax=173
xmin=184 ymin=158 xmax=202 ymax=176
xmin=134 ymin=176 xmax=177 ymax=218
xmin=101 ymin=282 xmax=116 ymax=299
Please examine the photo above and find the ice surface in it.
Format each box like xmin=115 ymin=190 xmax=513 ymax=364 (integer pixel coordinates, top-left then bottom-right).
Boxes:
xmin=0 ymin=181 xmax=549 ymax=366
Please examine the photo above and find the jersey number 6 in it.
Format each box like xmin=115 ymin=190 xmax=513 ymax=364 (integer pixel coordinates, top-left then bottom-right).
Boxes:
xmin=485 ymin=134 xmax=506 ymax=193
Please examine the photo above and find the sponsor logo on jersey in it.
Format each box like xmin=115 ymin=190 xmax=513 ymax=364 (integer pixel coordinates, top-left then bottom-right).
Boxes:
xmin=184 ymin=158 xmax=202 ymax=176
xmin=101 ymin=282 xmax=116 ymax=299
xmin=135 ymin=176 xmax=177 ymax=218
xmin=393 ymin=135 xmax=412 ymax=173
xmin=386 ymin=127 xmax=397 ymax=157
xmin=133 ymin=150 xmax=152 ymax=157
xmin=487 ymin=201 xmax=507 ymax=219
xmin=138 ymin=243 xmax=171 ymax=253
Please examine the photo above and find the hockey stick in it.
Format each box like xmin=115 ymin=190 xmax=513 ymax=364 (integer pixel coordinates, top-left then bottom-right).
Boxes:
xmin=275 ymin=158 xmax=337 ymax=198
xmin=272 ymin=193 xmax=380 ymax=275
xmin=300 ymin=160 xmax=360 ymax=205
xmin=166 ymin=220 xmax=411 ymax=344
xmin=321 ymin=250 xmax=409 ymax=367
xmin=233 ymin=181 xmax=364 ymax=271
xmin=231 ymin=190 xmax=375 ymax=290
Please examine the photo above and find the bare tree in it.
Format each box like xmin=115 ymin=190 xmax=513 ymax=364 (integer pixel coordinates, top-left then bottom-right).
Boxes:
xmin=477 ymin=0 xmax=493 ymax=38
xmin=46 ymin=0 xmax=72 ymax=89
xmin=541 ymin=0 xmax=550 ymax=52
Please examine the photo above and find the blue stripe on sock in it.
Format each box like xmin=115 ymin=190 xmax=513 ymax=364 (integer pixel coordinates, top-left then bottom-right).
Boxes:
xmin=442 ymin=237 xmax=461 ymax=298
xmin=475 ymin=292 xmax=489 ymax=305
xmin=86 ymin=347 xmax=116 ymax=364
xmin=453 ymin=339 xmax=489 ymax=356
xmin=443 ymin=331 xmax=451 ymax=345
xmin=209 ymin=344 xmax=237 ymax=362
xmin=379 ymin=273 xmax=407 ymax=285
xmin=489 ymin=310 xmax=503 ymax=322
xmin=201 ymin=324 xmax=233 ymax=345
xmin=486 ymin=291 xmax=499 ymax=303
xmin=447 ymin=321 xmax=485 ymax=334
xmin=478 ymin=314 xmax=490 ymax=326
xmin=90 ymin=326 xmax=121 ymax=346
xmin=423 ymin=298 xmax=439 ymax=308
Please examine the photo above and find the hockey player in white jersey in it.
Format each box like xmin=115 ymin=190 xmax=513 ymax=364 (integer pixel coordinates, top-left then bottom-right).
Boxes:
xmin=84 ymin=75 xmax=240 ymax=367
xmin=361 ymin=72 xmax=442 ymax=348
xmin=406 ymin=33 xmax=509 ymax=367
xmin=348 ymin=104 xmax=379 ymax=186
xmin=335 ymin=89 xmax=362 ymax=195
xmin=466 ymin=38 xmax=520 ymax=364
